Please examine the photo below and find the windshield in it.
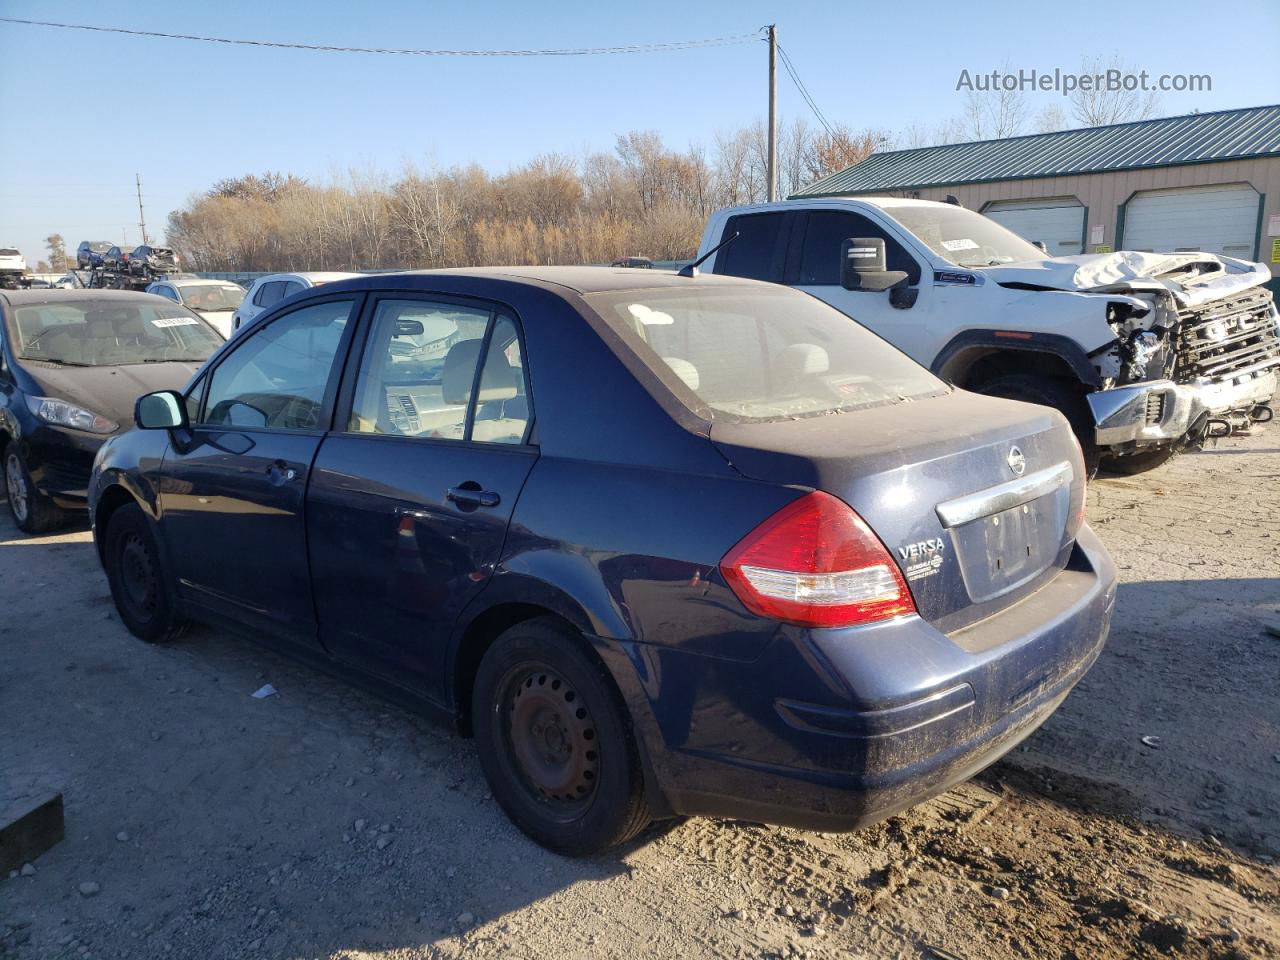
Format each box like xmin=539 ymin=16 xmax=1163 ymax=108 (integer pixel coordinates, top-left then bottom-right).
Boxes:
xmin=885 ymin=204 xmax=1044 ymax=267
xmin=0 ymin=248 xmax=20 ymax=257
xmin=8 ymin=299 xmax=224 ymax=366
xmin=177 ymin=284 xmax=244 ymax=311
xmin=584 ymin=284 xmax=946 ymax=423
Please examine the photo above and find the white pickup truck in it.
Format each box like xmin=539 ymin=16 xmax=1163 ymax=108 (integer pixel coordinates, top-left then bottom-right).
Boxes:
xmin=696 ymin=198 xmax=1279 ymax=472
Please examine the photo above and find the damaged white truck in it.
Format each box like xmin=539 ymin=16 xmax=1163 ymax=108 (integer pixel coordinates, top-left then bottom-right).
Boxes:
xmin=696 ymin=198 xmax=1279 ymax=473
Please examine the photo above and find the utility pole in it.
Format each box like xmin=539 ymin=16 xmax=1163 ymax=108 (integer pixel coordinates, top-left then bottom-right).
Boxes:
xmin=135 ymin=173 xmax=149 ymax=246
xmin=766 ymin=24 xmax=777 ymax=202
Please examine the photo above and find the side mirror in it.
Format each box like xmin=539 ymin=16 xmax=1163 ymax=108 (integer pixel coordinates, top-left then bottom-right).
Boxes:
xmin=135 ymin=390 xmax=187 ymax=430
xmin=1032 ymin=240 xmax=1048 ymax=253
xmin=841 ymin=237 xmax=909 ymax=293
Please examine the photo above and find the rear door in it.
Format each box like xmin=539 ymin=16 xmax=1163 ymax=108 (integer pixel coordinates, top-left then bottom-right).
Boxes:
xmin=306 ymin=294 xmax=537 ymax=692
xmin=159 ymin=294 xmax=361 ymax=646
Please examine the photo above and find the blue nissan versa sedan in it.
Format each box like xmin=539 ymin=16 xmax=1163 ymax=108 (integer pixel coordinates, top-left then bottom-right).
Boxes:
xmin=88 ymin=267 xmax=1116 ymax=854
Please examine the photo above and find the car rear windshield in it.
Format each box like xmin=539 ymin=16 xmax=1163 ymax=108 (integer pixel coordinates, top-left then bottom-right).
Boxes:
xmin=7 ymin=299 xmax=224 ymax=366
xmin=884 ymin=205 xmax=1044 ymax=267
xmin=0 ymin=249 xmax=20 ymax=256
xmin=583 ymin=284 xmax=947 ymax=423
xmin=177 ymin=284 xmax=244 ymax=311
xmin=90 ymin=242 xmax=113 ymax=252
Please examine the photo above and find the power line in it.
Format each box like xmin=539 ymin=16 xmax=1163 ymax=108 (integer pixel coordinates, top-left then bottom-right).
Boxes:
xmin=0 ymin=17 xmax=762 ymax=57
xmin=777 ymin=43 xmax=834 ymax=136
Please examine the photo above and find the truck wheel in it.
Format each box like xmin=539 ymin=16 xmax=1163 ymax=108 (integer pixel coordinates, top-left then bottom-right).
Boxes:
xmin=1101 ymin=447 xmax=1178 ymax=475
xmin=4 ymin=445 xmax=66 ymax=534
xmin=976 ymin=374 xmax=1100 ymax=477
xmin=471 ymin=617 xmax=652 ymax=854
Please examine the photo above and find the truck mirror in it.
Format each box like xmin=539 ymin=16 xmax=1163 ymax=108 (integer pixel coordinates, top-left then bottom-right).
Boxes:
xmin=841 ymin=237 xmax=909 ymax=293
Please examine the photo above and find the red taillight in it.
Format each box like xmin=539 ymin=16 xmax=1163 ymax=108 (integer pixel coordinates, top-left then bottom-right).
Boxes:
xmin=720 ymin=491 xmax=917 ymax=628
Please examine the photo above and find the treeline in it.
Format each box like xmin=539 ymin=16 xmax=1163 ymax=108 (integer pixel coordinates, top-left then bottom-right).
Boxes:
xmin=165 ymin=121 xmax=886 ymax=272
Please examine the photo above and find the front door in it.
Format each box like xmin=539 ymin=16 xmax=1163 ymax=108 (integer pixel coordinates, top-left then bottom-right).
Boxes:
xmin=790 ymin=209 xmax=937 ymax=364
xmin=160 ymin=295 xmax=360 ymax=645
xmin=306 ymin=296 xmax=537 ymax=694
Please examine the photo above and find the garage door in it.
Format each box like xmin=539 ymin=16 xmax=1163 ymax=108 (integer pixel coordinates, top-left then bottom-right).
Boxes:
xmin=1122 ymin=184 xmax=1260 ymax=259
xmin=985 ymin=199 xmax=1085 ymax=255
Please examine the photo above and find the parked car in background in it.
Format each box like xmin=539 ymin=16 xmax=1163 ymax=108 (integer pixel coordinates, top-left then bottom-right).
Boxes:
xmin=55 ymin=275 xmax=80 ymax=289
xmin=128 ymin=245 xmax=179 ymax=276
xmin=0 ymin=247 xmax=28 ymax=289
xmin=698 ymin=199 xmax=1279 ymax=474
xmin=102 ymin=245 xmax=131 ymax=271
xmin=232 ymin=271 xmax=360 ymax=334
xmin=76 ymin=241 xmax=114 ymax=270
xmin=1 ymin=290 xmax=223 ymax=532
xmin=90 ymin=267 xmax=1113 ymax=854
xmin=610 ymin=256 xmax=653 ymax=268
xmin=25 ymin=278 xmax=51 ymax=289
xmin=146 ymin=278 xmax=244 ymax=338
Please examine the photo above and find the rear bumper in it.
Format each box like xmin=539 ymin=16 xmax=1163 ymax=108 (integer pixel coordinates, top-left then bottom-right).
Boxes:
xmin=1089 ymin=370 xmax=1277 ymax=446
xmin=607 ymin=525 xmax=1116 ymax=831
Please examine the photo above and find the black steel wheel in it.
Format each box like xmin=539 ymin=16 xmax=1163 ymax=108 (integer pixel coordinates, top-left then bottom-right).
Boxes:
xmin=502 ymin=663 xmax=601 ymax=812
xmin=104 ymin=503 xmax=185 ymax=643
xmin=472 ymin=618 xmax=651 ymax=854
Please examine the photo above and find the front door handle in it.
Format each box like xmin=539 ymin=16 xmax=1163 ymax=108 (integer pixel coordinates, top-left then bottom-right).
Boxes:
xmin=447 ymin=484 xmax=500 ymax=509
xmin=266 ymin=460 xmax=298 ymax=485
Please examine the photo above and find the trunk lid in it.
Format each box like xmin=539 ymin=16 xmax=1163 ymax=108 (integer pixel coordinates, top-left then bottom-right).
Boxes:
xmin=710 ymin=390 xmax=1085 ymax=633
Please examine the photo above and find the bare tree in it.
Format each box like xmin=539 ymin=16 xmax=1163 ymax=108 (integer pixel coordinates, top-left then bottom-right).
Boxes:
xmin=1035 ymin=104 xmax=1071 ymax=133
xmin=1068 ymin=55 xmax=1160 ymax=126
xmin=963 ymin=84 xmax=1027 ymax=140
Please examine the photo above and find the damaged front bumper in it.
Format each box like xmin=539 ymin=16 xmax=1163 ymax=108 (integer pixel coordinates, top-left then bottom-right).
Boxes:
xmin=1088 ymin=367 xmax=1278 ymax=447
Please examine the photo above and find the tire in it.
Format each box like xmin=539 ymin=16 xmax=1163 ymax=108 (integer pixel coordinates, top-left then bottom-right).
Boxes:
xmin=471 ymin=617 xmax=651 ymax=854
xmin=1101 ymin=446 xmax=1178 ymax=476
xmin=103 ymin=503 xmax=185 ymax=643
xmin=4 ymin=445 xmax=66 ymax=534
xmin=977 ymin=374 xmax=1100 ymax=477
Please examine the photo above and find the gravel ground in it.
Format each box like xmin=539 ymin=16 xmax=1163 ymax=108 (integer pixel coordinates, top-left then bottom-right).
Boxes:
xmin=2 ymin=431 xmax=1278 ymax=960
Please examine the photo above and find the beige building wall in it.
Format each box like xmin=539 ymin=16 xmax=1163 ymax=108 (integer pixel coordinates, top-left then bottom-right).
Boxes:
xmin=859 ymin=157 xmax=1280 ymax=264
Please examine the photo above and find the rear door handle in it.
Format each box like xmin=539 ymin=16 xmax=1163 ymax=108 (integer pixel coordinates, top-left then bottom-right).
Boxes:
xmin=447 ymin=485 xmax=500 ymax=508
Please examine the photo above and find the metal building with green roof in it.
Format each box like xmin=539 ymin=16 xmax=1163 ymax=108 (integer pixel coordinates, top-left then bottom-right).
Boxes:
xmin=793 ymin=104 xmax=1280 ymax=271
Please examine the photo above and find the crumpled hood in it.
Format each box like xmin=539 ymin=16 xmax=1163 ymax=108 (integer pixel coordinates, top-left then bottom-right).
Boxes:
xmin=25 ymin=361 xmax=201 ymax=430
xmin=983 ymin=251 xmax=1273 ymax=307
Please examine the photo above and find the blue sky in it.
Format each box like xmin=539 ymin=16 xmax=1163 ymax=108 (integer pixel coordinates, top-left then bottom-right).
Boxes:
xmin=1 ymin=0 xmax=1277 ymax=266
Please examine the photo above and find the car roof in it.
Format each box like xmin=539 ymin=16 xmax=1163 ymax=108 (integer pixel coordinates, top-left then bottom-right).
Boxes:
xmin=154 ymin=277 xmax=235 ymax=287
xmin=254 ymin=271 xmax=363 ymax=284
xmin=0 ymin=289 xmax=173 ymax=307
xmin=715 ymin=197 xmax=956 ymax=217
xmin=325 ymin=266 xmax=771 ymax=296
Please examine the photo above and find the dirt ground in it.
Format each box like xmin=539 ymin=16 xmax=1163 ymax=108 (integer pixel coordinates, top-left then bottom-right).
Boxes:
xmin=2 ymin=431 xmax=1278 ymax=960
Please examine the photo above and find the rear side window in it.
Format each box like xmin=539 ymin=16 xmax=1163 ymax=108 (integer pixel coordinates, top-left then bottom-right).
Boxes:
xmin=584 ymin=285 xmax=945 ymax=423
xmin=346 ymin=299 xmax=529 ymax=444
xmin=253 ymin=280 xmax=287 ymax=307
xmin=797 ymin=211 xmax=921 ymax=285
xmin=281 ymin=280 xmax=304 ymax=298
xmin=714 ymin=212 xmax=787 ymax=282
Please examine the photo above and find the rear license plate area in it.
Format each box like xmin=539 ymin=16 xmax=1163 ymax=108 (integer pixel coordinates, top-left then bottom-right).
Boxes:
xmin=950 ymin=495 xmax=1065 ymax=602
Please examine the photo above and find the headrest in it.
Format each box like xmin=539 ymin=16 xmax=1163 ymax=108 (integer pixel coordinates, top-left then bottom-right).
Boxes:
xmin=662 ymin=357 xmax=700 ymax=391
xmin=777 ymin=343 xmax=829 ymax=378
xmin=442 ymin=339 xmax=519 ymax=405
xmin=88 ymin=320 xmax=116 ymax=338
xmin=119 ymin=317 xmax=146 ymax=336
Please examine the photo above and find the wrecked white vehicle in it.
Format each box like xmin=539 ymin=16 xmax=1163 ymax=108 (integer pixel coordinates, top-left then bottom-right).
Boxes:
xmin=697 ymin=198 xmax=1279 ymax=473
